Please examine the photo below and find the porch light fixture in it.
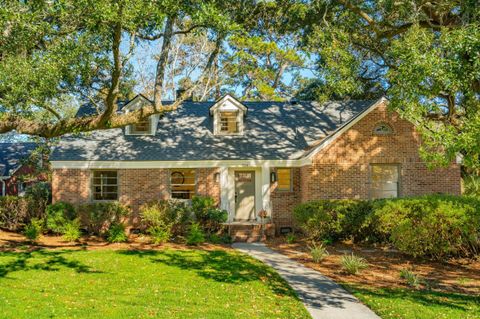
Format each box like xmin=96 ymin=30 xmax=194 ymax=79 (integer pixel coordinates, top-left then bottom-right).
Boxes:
xmin=270 ymin=172 xmax=277 ymax=183
xmin=214 ymin=172 xmax=220 ymax=183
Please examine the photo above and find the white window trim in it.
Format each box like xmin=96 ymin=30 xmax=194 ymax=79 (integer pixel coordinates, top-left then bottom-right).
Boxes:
xmin=368 ymin=163 xmax=401 ymax=199
xmin=90 ymin=170 xmax=119 ymax=202
xmin=276 ymin=168 xmax=293 ymax=192
xmin=169 ymin=168 xmax=197 ymax=200
xmin=125 ymin=116 xmax=155 ymax=136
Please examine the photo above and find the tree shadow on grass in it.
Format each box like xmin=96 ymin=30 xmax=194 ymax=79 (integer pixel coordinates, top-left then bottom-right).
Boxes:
xmin=119 ymin=249 xmax=298 ymax=298
xmin=345 ymin=284 xmax=480 ymax=312
xmin=0 ymin=249 xmax=101 ymax=278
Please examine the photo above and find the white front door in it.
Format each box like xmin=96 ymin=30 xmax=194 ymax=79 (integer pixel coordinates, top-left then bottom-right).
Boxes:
xmin=234 ymin=171 xmax=256 ymax=220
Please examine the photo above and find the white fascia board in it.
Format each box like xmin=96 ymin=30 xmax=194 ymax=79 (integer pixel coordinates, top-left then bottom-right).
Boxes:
xmin=209 ymin=94 xmax=247 ymax=115
xmin=50 ymin=158 xmax=310 ymax=169
xmin=304 ymin=97 xmax=387 ymax=161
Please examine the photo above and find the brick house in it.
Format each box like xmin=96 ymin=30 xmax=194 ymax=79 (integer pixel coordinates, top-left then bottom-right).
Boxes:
xmin=50 ymin=94 xmax=461 ymax=236
xmin=0 ymin=142 xmax=42 ymax=196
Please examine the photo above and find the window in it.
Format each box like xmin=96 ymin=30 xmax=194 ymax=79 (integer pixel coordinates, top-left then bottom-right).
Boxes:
xmin=277 ymin=168 xmax=292 ymax=191
xmin=130 ymin=118 xmax=151 ymax=134
xmin=373 ymin=122 xmax=393 ymax=135
xmin=170 ymin=169 xmax=196 ymax=199
xmin=219 ymin=111 xmax=238 ymax=133
xmin=370 ymin=164 xmax=399 ymax=199
xmin=92 ymin=171 xmax=118 ymax=201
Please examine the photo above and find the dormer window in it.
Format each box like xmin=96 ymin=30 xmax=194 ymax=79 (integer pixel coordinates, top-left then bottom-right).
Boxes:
xmin=210 ymin=94 xmax=247 ymax=135
xmin=130 ymin=118 xmax=151 ymax=135
xmin=122 ymin=94 xmax=158 ymax=136
xmin=219 ymin=111 xmax=239 ymax=133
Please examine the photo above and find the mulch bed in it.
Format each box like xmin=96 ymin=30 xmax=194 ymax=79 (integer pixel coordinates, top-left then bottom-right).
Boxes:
xmin=0 ymin=230 xmax=230 ymax=253
xmin=266 ymin=237 xmax=480 ymax=295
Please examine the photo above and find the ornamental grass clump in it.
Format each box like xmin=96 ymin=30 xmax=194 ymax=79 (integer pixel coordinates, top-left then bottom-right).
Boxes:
xmin=400 ymin=269 xmax=422 ymax=288
xmin=309 ymin=242 xmax=329 ymax=263
xmin=341 ymin=253 xmax=369 ymax=275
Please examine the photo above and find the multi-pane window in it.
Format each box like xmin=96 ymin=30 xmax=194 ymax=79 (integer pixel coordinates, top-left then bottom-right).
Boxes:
xmin=92 ymin=171 xmax=118 ymax=201
xmin=170 ymin=169 xmax=196 ymax=199
xmin=130 ymin=118 xmax=151 ymax=134
xmin=277 ymin=168 xmax=292 ymax=191
xmin=219 ymin=111 xmax=239 ymax=133
xmin=370 ymin=164 xmax=399 ymax=199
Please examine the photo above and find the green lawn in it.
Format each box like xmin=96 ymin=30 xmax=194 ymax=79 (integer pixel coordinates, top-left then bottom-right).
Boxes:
xmin=0 ymin=248 xmax=311 ymax=319
xmin=345 ymin=284 xmax=480 ymax=319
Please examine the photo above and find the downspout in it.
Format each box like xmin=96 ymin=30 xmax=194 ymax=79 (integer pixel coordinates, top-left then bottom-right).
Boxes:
xmin=0 ymin=178 xmax=5 ymax=196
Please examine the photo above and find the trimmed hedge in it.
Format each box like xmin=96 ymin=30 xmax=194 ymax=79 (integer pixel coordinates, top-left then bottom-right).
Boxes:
xmin=293 ymin=195 xmax=480 ymax=259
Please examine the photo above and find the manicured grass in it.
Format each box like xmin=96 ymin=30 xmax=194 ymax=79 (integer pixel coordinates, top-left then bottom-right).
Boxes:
xmin=0 ymin=248 xmax=311 ymax=319
xmin=345 ymin=284 xmax=480 ymax=319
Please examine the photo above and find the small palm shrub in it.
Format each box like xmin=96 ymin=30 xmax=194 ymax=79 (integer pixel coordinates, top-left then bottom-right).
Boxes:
xmin=186 ymin=222 xmax=205 ymax=245
xmin=464 ymin=174 xmax=480 ymax=197
xmin=62 ymin=219 xmax=82 ymax=242
xmin=341 ymin=253 xmax=368 ymax=275
xmin=400 ymin=269 xmax=422 ymax=288
xmin=106 ymin=223 xmax=128 ymax=243
xmin=285 ymin=233 xmax=296 ymax=244
xmin=45 ymin=202 xmax=76 ymax=234
xmin=309 ymin=242 xmax=329 ymax=263
xmin=24 ymin=218 xmax=43 ymax=241
xmin=147 ymin=223 xmax=171 ymax=244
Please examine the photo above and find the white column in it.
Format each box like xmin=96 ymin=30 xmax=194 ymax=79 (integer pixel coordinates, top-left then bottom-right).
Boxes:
xmin=219 ymin=166 xmax=233 ymax=221
xmin=261 ymin=163 xmax=272 ymax=218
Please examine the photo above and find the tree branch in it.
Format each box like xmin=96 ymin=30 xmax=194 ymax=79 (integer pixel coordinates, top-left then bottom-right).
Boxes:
xmin=153 ymin=16 xmax=175 ymax=111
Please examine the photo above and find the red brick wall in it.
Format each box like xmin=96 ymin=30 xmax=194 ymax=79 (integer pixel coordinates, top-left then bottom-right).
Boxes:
xmin=270 ymin=168 xmax=301 ymax=231
xmin=52 ymin=168 xmax=221 ymax=224
xmin=299 ymin=102 xmax=461 ymax=202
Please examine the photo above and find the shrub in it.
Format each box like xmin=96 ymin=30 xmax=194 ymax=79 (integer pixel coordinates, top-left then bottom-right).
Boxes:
xmin=0 ymin=196 xmax=45 ymax=231
xmin=375 ymin=195 xmax=480 ymax=259
xmin=309 ymin=242 xmax=329 ymax=263
xmin=25 ymin=182 xmax=51 ymax=203
xmin=45 ymin=202 xmax=76 ymax=234
xmin=62 ymin=219 xmax=82 ymax=242
xmin=294 ymin=195 xmax=480 ymax=259
xmin=191 ymin=196 xmax=227 ymax=233
xmin=106 ymin=223 xmax=128 ymax=243
xmin=140 ymin=200 xmax=191 ymax=235
xmin=186 ymin=222 xmax=205 ymax=245
xmin=341 ymin=253 xmax=368 ymax=275
xmin=293 ymin=200 xmax=366 ymax=241
xmin=24 ymin=218 xmax=43 ymax=241
xmin=147 ymin=223 xmax=171 ymax=244
xmin=464 ymin=174 xmax=480 ymax=197
xmin=286 ymin=233 xmax=296 ymax=244
xmin=400 ymin=269 xmax=422 ymax=288
xmin=77 ymin=202 xmax=130 ymax=235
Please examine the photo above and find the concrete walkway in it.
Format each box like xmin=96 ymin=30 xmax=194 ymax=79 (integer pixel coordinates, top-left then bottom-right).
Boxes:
xmin=233 ymin=243 xmax=380 ymax=319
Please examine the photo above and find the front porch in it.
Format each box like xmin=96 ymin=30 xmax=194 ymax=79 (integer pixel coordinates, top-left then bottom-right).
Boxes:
xmin=223 ymin=221 xmax=276 ymax=242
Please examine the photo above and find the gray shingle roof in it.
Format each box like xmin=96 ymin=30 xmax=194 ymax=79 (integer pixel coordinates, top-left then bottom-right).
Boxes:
xmin=50 ymin=100 xmax=377 ymax=161
xmin=0 ymin=142 xmax=37 ymax=176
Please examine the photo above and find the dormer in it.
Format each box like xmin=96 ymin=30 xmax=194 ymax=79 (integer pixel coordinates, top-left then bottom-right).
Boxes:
xmin=210 ymin=94 xmax=247 ymax=135
xmin=123 ymin=94 xmax=158 ymax=136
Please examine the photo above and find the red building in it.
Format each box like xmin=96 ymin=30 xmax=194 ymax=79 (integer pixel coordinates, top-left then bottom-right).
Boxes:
xmin=0 ymin=143 xmax=42 ymax=196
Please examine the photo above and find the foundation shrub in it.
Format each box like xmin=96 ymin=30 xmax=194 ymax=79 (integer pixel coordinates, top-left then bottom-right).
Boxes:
xmin=294 ymin=195 xmax=480 ymax=259
xmin=139 ymin=200 xmax=192 ymax=236
xmin=77 ymin=202 xmax=130 ymax=235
